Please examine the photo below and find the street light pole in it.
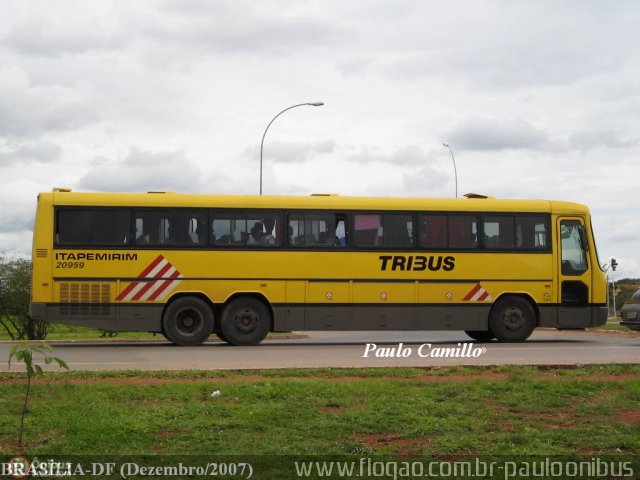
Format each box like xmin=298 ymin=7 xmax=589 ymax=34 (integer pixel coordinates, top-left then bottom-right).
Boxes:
xmin=442 ymin=142 xmax=458 ymax=198
xmin=259 ymin=102 xmax=324 ymax=195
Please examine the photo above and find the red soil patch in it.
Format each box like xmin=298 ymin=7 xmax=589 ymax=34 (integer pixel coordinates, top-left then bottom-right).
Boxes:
xmin=355 ymin=432 xmax=437 ymax=452
xmin=319 ymin=405 xmax=345 ymax=413
xmin=618 ymin=410 xmax=640 ymax=423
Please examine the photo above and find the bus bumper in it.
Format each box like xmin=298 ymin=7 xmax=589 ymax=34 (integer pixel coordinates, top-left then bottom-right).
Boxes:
xmin=595 ymin=306 xmax=608 ymax=327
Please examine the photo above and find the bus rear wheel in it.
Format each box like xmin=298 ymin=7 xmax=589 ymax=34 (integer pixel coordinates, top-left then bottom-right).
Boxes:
xmin=162 ymin=297 xmax=214 ymax=346
xmin=489 ymin=296 xmax=536 ymax=342
xmin=220 ymin=297 xmax=271 ymax=346
xmin=465 ymin=330 xmax=495 ymax=342
xmin=213 ymin=322 xmax=229 ymax=343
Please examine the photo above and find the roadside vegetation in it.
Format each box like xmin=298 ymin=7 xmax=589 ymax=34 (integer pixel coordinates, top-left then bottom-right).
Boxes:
xmin=615 ymin=278 xmax=640 ymax=312
xmin=0 ymin=324 xmax=299 ymax=342
xmin=1 ymin=365 xmax=639 ymax=455
xmin=595 ymin=318 xmax=639 ymax=333
xmin=2 ymin=321 xmax=635 ymax=342
xmin=0 ymin=255 xmax=47 ymax=340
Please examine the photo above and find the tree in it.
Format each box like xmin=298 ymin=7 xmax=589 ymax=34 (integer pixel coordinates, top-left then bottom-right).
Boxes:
xmin=0 ymin=255 xmax=47 ymax=340
xmin=8 ymin=342 xmax=68 ymax=447
xmin=616 ymin=282 xmax=640 ymax=312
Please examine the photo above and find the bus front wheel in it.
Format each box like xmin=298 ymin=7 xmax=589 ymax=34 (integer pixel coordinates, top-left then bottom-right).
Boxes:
xmin=220 ymin=297 xmax=271 ymax=346
xmin=162 ymin=297 xmax=214 ymax=346
xmin=465 ymin=330 xmax=495 ymax=342
xmin=489 ymin=296 xmax=536 ymax=343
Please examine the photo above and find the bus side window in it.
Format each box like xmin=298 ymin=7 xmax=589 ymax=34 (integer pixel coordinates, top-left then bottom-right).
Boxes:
xmin=57 ymin=210 xmax=91 ymax=245
xmin=383 ymin=214 xmax=413 ymax=248
xmin=561 ymin=220 xmax=588 ymax=275
xmin=288 ymin=213 xmax=344 ymax=247
xmin=135 ymin=213 xmax=159 ymax=245
xmin=211 ymin=213 xmax=280 ymax=247
xmin=419 ymin=215 xmax=447 ymax=248
xmin=166 ymin=212 xmax=206 ymax=246
xmin=354 ymin=214 xmax=381 ymax=247
xmin=516 ymin=216 xmax=548 ymax=249
xmin=449 ymin=215 xmax=478 ymax=249
xmin=483 ymin=216 xmax=515 ymax=249
xmin=335 ymin=215 xmax=347 ymax=246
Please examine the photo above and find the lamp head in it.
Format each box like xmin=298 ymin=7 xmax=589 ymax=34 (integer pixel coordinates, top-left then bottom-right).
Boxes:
xmin=308 ymin=102 xmax=324 ymax=106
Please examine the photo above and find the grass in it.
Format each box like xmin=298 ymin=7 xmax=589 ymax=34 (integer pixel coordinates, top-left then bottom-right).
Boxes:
xmin=0 ymin=323 xmax=300 ymax=342
xmin=593 ymin=318 xmax=640 ymax=332
xmin=1 ymin=318 xmax=637 ymax=342
xmin=0 ymin=323 xmax=152 ymax=342
xmin=1 ymin=366 xmax=639 ymax=456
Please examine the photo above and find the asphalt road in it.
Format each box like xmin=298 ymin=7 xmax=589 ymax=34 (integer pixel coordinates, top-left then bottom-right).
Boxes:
xmin=1 ymin=329 xmax=638 ymax=372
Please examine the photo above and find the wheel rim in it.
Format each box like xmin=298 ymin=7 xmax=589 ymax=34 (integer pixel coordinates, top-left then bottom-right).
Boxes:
xmin=233 ymin=307 xmax=258 ymax=334
xmin=501 ymin=306 xmax=525 ymax=331
xmin=176 ymin=308 xmax=203 ymax=336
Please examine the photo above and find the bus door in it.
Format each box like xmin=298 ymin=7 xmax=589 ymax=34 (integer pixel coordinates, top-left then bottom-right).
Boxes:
xmin=557 ymin=217 xmax=591 ymax=327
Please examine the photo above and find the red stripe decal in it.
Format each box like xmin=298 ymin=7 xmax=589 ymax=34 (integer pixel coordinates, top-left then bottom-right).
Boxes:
xmin=116 ymin=255 xmax=166 ymax=301
xmin=477 ymin=291 xmax=490 ymax=301
xmin=130 ymin=262 xmax=173 ymax=301
xmin=148 ymin=270 xmax=182 ymax=301
xmin=137 ymin=255 xmax=166 ymax=278
xmin=116 ymin=282 xmax=138 ymax=301
xmin=463 ymin=284 xmax=482 ymax=301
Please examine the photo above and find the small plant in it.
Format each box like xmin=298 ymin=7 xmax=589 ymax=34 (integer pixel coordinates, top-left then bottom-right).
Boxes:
xmin=8 ymin=342 xmax=69 ymax=447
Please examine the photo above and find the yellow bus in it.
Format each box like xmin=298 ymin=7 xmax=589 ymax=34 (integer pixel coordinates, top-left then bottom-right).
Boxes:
xmin=30 ymin=189 xmax=607 ymax=346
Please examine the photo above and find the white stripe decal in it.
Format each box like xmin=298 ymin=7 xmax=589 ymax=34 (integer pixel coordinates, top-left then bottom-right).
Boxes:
xmin=138 ymin=267 xmax=178 ymax=301
xmin=122 ymin=259 xmax=170 ymax=301
xmin=155 ymin=278 xmax=184 ymax=301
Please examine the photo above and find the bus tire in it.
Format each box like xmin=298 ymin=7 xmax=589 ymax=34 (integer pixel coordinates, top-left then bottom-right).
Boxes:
xmin=220 ymin=297 xmax=271 ymax=346
xmin=465 ymin=330 xmax=495 ymax=342
xmin=489 ymin=296 xmax=536 ymax=342
xmin=162 ymin=297 xmax=214 ymax=346
xmin=213 ymin=322 xmax=229 ymax=343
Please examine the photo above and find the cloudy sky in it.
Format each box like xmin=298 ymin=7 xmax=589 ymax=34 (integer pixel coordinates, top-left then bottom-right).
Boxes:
xmin=1 ymin=0 xmax=638 ymax=278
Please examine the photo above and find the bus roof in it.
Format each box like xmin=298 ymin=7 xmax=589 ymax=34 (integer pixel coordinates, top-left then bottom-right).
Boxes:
xmin=39 ymin=190 xmax=589 ymax=215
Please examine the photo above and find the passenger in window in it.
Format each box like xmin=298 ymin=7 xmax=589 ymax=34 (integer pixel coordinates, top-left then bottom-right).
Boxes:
xmin=191 ymin=218 xmax=205 ymax=244
xmin=248 ymin=221 xmax=275 ymax=245
xmin=287 ymin=225 xmax=294 ymax=245
xmin=263 ymin=230 xmax=276 ymax=245
xmin=168 ymin=225 xmax=191 ymax=245
xmin=136 ymin=221 xmax=154 ymax=245
xmin=247 ymin=224 xmax=263 ymax=245
xmin=319 ymin=231 xmax=334 ymax=245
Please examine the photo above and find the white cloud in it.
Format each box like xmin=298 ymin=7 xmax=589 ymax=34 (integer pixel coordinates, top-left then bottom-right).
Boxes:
xmin=4 ymin=9 xmax=128 ymax=57
xmin=0 ymin=231 xmax=32 ymax=257
xmin=569 ymin=130 xmax=638 ymax=151
xmin=0 ymin=0 xmax=637 ymax=277
xmin=446 ymin=117 xmax=551 ymax=152
xmin=142 ymin=1 xmax=347 ymax=55
xmin=0 ymin=66 xmax=98 ymax=136
xmin=0 ymin=139 xmax=62 ymax=165
xmin=253 ymin=140 xmax=335 ymax=164
xmin=78 ymin=148 xmax=207 ymax=193
xmin=0 ymin=178 xmax=38 ymax=235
